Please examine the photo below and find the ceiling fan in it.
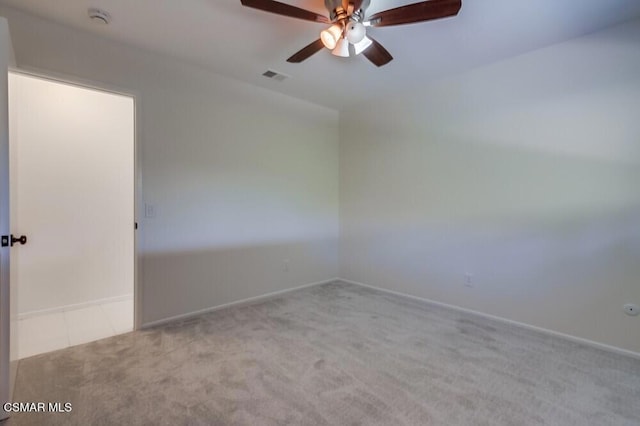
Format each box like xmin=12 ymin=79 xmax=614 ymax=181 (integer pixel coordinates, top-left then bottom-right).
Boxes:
xmin=240 ymin=0 xmax=462 ymax=66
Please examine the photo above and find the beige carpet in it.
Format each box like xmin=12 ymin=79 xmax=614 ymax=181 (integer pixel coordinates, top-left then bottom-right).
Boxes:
xmin=5 ymin=281 xmax=640 ymax=425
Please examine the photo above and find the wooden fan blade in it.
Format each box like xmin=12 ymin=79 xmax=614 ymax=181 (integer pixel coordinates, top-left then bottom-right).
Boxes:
xmin=241 ymin=0 xmax=330 ymax=24
xmin=368 ymin=0 xmax=461 ymax=27
xmin=362 ymin=37 xmax=393 ymax=67
xmin=287 ymin=39 xmax=326 ymax=63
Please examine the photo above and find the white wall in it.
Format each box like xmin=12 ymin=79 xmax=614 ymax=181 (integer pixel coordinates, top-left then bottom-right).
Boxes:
xmin=9 ymin=73 xmax=134 ymax=314
xmin=0 ymin=7 xmax=339 ymax=325
xmin=340 ymin=19 xmax=640 ymax=353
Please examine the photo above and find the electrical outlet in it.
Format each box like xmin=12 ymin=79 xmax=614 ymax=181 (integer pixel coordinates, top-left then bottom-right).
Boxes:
xmin=283 ymin=259 xmax=290 ymax=272
xmin=623 ymin=304 xmax=639 ymax=316
xmin=464 ymin=273 xmax=474 ymax=288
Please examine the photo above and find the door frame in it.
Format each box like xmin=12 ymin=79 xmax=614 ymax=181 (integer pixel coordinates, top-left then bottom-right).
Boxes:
xmin=1 ymin=16 xmax=16 ymax=420
xmin=8 ymin=66 xmax=142 ymax=330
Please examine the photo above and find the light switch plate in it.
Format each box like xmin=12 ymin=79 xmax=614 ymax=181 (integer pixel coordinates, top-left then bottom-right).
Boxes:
xmin=145 ymin=203 xmax=156 ymax=218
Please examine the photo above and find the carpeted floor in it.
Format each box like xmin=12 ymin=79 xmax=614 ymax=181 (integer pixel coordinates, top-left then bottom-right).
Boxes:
xmin=4 ymin=281 xmax=640 ymax=425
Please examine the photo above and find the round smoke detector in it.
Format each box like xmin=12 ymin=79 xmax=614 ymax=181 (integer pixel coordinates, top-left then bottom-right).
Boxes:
xmin=88 ymin=8 xmax=111 ymax=25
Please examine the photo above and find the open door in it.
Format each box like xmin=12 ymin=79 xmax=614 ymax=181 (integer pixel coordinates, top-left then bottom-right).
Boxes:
xmin=9 ymin=73 xmax=134 ymax=358
xmin=0 ymin=16 xmax=16 ymax=421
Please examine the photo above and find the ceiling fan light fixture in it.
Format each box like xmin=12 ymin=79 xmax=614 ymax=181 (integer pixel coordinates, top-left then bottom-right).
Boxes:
xmin=331 ymin=38 xmax=350 ymax=57
xmin=346 ymin=21 xmax=366 ymax=44
xmin=320 ymin=24 xmax=342 ymax=50
xmin=352 ymin=36 xmax=372 ymax=55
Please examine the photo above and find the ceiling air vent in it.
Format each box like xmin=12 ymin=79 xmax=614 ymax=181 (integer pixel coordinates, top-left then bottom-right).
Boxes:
xmin=262 ymin=70 xmax=289 ymax=82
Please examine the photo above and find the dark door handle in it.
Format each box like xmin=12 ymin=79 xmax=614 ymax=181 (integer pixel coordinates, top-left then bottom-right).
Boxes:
xmin=11 ymin=234 xmax=27 ymax=247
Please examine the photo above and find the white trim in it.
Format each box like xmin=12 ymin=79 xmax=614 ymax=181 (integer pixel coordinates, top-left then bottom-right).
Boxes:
xmin=141 ymin=278 xmax=339 ymax=329
xmin=8 ymin=65 xmax=139 ymax=100
xmin=338 ymin=278 xmax=640 ymax=360
xmin=18 ymin=294 xmax=133 ymax=320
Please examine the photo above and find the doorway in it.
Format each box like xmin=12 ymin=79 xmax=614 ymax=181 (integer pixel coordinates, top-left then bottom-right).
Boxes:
xmin=8 ymin=72 xmax=135 ymax=359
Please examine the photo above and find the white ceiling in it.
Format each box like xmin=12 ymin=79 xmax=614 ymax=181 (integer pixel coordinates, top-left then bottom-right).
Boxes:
xmin=2 ymin=0 xmax=640 ymax=109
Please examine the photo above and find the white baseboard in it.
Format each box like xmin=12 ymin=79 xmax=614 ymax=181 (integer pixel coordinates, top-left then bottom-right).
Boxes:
xmin=141 ymin=278 xmax=339 ymax=329
xmin=338 ymin=278 xmax=640 ymax=360
xmin=18 ymin=294 xmax=133 ymax=320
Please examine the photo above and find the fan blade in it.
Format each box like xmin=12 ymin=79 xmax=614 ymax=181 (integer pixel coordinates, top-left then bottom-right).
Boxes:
xmin=368 ymin=0 xmax=461 ymax=27
xmin=287 ymin=39 xmax=326 ymax=63
xmin=241 ymin=0 xmax=330 ymax=24
xmin=362 ymin=37 xmax=393 ymax=67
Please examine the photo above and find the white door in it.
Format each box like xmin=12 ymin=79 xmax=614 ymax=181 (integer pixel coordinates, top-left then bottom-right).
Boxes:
xmin=0 ymin=17 xmax=15 ymax=420
xmin=9 ymin=73 xmax=135 ymax=356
